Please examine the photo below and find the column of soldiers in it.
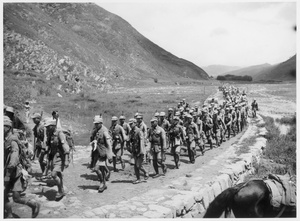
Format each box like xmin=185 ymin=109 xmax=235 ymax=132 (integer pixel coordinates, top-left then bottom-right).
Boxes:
xmin=87 ymin=85 xmax=251 ymax=191
xmin=4 ymin=106 xmax=72 ymax=218
xmin=3 ymin=84 xmax=251 ymax=218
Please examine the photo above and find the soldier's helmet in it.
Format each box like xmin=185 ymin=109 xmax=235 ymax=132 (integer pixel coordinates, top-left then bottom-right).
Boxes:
xmin=150 ymin=117 xmax=158 ymax=123
xmin=154 ymin=112 xmax=160 ymax=117
xmin=186 ymin=114 xmax=193 ymax=119
xmin=134 ymin=112 xmax=140 ymax=118
xmin=136 ymin=114 xmax=143 ymax=119
xmin=168 ymin=108 xmax=173 ymax=111
xmin=128 ymin=118 xmax=137 ymax=124
xmin=111 ymin=116 xmax=118 ymax=121
xmin=31 ymin=113 xmax=42 ymax=119
xmin=173 ymin=116 xmax=180 ymax=121
xmin=4 ymin=116 xmax=12 ymax=127
xmin=119 ymin=115 xmax=126 ymax=120
xmin=93 ymin=115 xmax=103 ymax=124
xmin=5 ymin=106 xmax=14 ymax=113
xmin=159 ymin=112 xmax=165 ymax=117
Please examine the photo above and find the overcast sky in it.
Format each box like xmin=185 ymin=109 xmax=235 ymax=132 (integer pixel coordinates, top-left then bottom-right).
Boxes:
xmin=96 ymin=0 xmax=296 ymax=67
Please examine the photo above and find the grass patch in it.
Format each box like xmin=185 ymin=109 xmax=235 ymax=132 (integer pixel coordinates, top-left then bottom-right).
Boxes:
xmin=247 ymin=115 xmax=296 ymax=180
xmin=276 ymin=115 xmax=296 ymax=125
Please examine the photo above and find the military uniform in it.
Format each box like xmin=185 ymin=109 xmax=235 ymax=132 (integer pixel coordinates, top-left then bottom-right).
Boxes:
xmin=4 ymin=117 xmax=40 ymax=218
xmin=110 ymin=122 xmax=126 ymax=171
xmin=224 ymin=111 xmax=232 ymax=139
xmin=169 ymin=118 xmax=185 ymax=168
xmin=129 ymin=121 xmax=148 ymax=183
xmin=148 ymin=122 xmax=167 ymax=176
xmin=203 ymin=114 xmax=213 ymax=149
xmin=32 ymin=120 xmax=47 ymax=174
xmin=184 ymin=116 xmax=199 ymax=163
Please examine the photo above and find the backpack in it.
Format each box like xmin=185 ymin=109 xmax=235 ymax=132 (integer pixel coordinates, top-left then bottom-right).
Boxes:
xmin=5 ymin=134 xmax=31 ymax=171
xmin=62 ymin=129 xmax=75 ymax=151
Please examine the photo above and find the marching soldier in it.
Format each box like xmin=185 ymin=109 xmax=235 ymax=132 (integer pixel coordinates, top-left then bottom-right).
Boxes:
xmin=167 ymin=108 xmax=174 ymax=124
xmin=251 ymin=99 xmax=258 ymax=117
xmin=31 ymin=113 xmax=48 ymax=178
xmin=230 ymin=106 xmax=237 ymax=137
xmin=202 ymin=110 xmax=214 ymax=149
xmin=44 ymin=118 xmax=70 ymax=200
xmin=169 ymin=116 xmax=186 ymax=168
xmin=224 ymin=108 xmax=232 ymax=139
xmin=213 ymin=110 xmax=226 ymax=147
xmin=24 ymin=101 xmax=31 ymax=124
xmin=4 ymin=116 xmax=41 ymax=218
xmin=184 ymin=114 xmax=199 ymax=163
xmin=119 ymin=115 xmax=130 ymax=151
xmin=159 ymin=112 xmax=171 ymax=148
xmin=89 ymin=115 xmax=114 ymax=192
xmin=193 ymin=112 xmax=204 ymax=154
xmin=128 ymin=118 xmax=149 ymax=184
xmin=148 ymin=118 xmax=167 ymax=177
xmin=110 ymin=116 xmax=127 ymax=172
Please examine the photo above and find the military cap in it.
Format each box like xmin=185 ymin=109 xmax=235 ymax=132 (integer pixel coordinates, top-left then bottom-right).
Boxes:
xmin=4 ymin=116 xmax=12 ymax=127
xmin=119 ymin=115 xmax=126 ymax=120
xmin=159 ymin=112 xmax=165 ymax=117
xmin=134 ymin=112 xmax=140 ymax=117
xmin=175 ymin=111 xmax=180 ymax=116
xmin=168 ymin=108 xmax=173 ymax=111
xmin=150 ymin=118 xmax=158 ymax=122
xmin=44 ymin=118 xmax=57 ymax=127
xmin=111 ymin=116 xmax=118 ymax=121
xmin=225 ymin=107 xmax=230 ymax=111
xmin=173 ymin=116 xmax=180 ymax=120
xmin=5 ymin=106 xmax=14 ymax=113
xmin=154 ymin=112 xmax=160 ymax=117
xmin=186 ymin=114 xmax=193 ymax=119
xmin=214 ymin=110 xmax=218 ymax=114
xmin=128 ymin=118 xmax=137 ymax=124
xmin=183 ymin=98 xmax=186 ymax=101
xmin=179 ymin=107 xmax=184 ymax=112
xmin=136 ymin=114 xmax=143 ymax=119
xmin=93 ymin=115 xmax=103 ymax=124
xmin=31 ymin=113 xmax=42 ymax=119
xmin=189 ymin=109 xmax=194 ymax=114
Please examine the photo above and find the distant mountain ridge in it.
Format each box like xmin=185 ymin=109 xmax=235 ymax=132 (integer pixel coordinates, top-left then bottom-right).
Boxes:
xmin=219 ymin=55 xmax=296 ymax=81
xmin=202 ymin=65 xmax=242 ymax=77
xmin=3 ymin=3 xmax=209 ymax=93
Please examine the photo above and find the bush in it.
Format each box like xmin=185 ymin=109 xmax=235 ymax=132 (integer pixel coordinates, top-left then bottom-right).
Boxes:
xmin=262 ymin=116 xmax=296 ymax=175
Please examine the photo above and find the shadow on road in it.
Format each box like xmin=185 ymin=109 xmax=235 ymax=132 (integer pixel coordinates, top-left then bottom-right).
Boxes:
xmin=111 ymin=179 xmax=134 ymax=184
xmin=78 ymin=185 xmax=99 ymax=190
xmin=80 ymin=173 xmax=99 ymax=181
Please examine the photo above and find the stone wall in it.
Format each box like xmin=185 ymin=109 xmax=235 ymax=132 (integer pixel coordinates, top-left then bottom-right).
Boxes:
xmin=68 ymin=114 xmax=267 ymax=218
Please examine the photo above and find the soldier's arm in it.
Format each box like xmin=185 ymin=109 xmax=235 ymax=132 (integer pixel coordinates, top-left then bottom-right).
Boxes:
xmin=58 ymin=131 xmax=70 ymax=154
xmin=139 ymin=131 xmax=146 ymax=155
xmin=6 ymin=141 xmax=20 ymax=169
xmin=103 ymin=131 xmax=114 ymax=159
xmin=160 ymin=128 xmax=167 ymax=150
xmin=194 ymin=123 xmax=200 ymax=139
xmin=120 ymin=126 xmax=127 ymax=142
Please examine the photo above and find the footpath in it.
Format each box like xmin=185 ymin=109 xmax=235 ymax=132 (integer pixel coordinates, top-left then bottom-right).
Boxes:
xmin=9 ymin=90 xmax=268 ymax=218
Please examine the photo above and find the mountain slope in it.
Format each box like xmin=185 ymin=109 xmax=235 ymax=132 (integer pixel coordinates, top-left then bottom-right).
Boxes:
xmin=221 ymin=55 xmax=296 ymax=81
xmin=255 ymin=55 xmax=296 ymax=81
xmin=3 ymin=3 xmax=209 ymax=92
xmin=202 ymin=65 xmax=242 ymax=77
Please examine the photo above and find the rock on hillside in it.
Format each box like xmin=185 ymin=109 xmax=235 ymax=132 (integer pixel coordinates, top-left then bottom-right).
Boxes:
xmin=3 ymin=3 xmax=209 ymax=92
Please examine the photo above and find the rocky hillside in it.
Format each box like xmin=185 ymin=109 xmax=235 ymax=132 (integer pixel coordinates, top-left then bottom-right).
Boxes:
xmin=3 ymin=3 xmax=209 ymax=93
xmin=220 ymin=55 xmax=296 ymax=81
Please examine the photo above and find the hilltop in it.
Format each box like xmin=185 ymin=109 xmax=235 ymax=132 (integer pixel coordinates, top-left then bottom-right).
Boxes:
xmin=3 ymin=3 xmax=209 ymax=95
xmin=219 ymin=55 xmax=296 ymax=81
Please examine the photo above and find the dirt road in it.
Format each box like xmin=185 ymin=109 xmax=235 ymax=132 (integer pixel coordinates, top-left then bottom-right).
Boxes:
xmin=7 ymin=83 xmax=296 ymax=218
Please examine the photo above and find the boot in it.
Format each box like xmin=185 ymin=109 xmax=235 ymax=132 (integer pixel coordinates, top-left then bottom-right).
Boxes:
xmin=26 ymin=200 xmax=41 ymax=218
